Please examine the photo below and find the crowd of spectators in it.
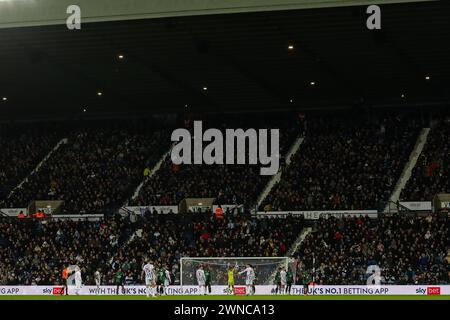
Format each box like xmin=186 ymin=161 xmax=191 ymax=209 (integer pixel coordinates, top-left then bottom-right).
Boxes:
xmin=262 ymin=115 xmax=421 ymax=211
xmin=295 ymin=214 xmax=449 ymax=285
xmin=0 ymin=211 xmax=304 ymax=285
xmin=1 ymin=113 xmax=300 ymax=213
xmin=3 ymin=210 xmax=447 ymax=286
xmin=3 ymin=119 xmax=171 ymax=214
xmin=2 ymin=110 xmax=447 ymax=214
xmin=133 ymin=112 xmax=300 ymax=207
xmin=2 ymin=110 xmax=448 ymax=288
xmin=111 ymin=210 xmax=304 ymax=285
xmin=132 ymin=159 xmax=270 ymax=206
xmin=0 ymin=214 xmax=134 ymax=285
xmin=400 ymin=116 xmax=449 ymax=201
xmin=0 ymin=125 xmax=60 ymax=202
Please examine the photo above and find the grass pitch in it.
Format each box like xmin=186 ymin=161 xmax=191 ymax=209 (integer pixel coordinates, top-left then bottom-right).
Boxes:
xmin=0 ymin=294 xmax=448 ymax=300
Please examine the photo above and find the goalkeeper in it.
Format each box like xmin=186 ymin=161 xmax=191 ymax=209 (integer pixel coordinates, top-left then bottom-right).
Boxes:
xmin=227 ymin=266 xmax=235 ymax=295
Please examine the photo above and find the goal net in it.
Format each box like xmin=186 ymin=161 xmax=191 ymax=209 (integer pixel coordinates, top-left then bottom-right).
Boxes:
xmin=180 ymin=257 xmax=289 ymax=286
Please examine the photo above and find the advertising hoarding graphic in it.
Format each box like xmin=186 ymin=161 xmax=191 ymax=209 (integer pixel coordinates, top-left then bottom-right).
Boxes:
xmin=0 ymin=285 xmax=449 ymax=296
xmin=52 ymin=287 xmax=65 ymax=295
xmin=234 ymin=287 xmax=247 ymax=295
xmin=427 ymin=287 xmax=441 ymax=295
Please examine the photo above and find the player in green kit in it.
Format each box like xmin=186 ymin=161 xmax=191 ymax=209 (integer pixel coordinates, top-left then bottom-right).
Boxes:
xmin=157 ymin=266 xmax=166 ymax=295
xmin=114 ymin=268 xmax=125 ymax=295
xmin=204 ymin=266 xmax=212 ymax=295
xmin=286 ymin=269 xmax=294 ymax=294
xmin=274 ymin=267 xmax=281 ymax=295
xmin=298 ymin=272 xmax=309 ymax=295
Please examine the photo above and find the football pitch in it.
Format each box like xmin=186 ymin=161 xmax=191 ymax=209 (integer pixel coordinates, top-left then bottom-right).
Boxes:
xmin=0 ymin=295 xmax=448 ymax=300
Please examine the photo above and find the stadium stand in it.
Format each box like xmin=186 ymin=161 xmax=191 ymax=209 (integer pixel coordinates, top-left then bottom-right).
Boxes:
xmin=0 ymin=124 xmax=60 ymax=202
xmin=261 ymin=114 xmax=421 ymax=211
xmin=0 ymin=212 xmax=304 ymax=285
xmin=294 ymin=214 xmax=449 ymax=285
xmin=132 ymin=113 xmax=300 ymax=207
xmin=1 ymin=0 xmax=450 ymax=303
xmin=2 ymin=119 xmax=171 ymax=214
xmin=0 ymin=214 xmax=134 ymax=285
xmin=400 ymin=116 xmax=450 ymax=201
xmin=0 ymin=110 xmax=448 ymax=288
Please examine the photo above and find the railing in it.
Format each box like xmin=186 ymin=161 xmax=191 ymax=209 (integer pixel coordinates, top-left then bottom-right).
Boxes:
xmin=119 ymin=206 xmax=134 ymax=217
xmin=384 ymin=200 xmax=413 ymax=215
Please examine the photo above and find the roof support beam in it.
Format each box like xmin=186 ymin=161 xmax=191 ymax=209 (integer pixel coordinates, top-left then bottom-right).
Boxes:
xmin=0 ymin=0 xmax=434 ymax=29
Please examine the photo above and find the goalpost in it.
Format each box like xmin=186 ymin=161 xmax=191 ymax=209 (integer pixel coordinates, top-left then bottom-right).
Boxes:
xmin=180 ymin=257 xmax=289 ymax=286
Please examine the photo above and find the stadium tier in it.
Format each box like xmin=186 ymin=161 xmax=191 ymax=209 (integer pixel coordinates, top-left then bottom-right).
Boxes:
xmin=295 ymin=214 xmax=449 ymax=285
xmin=132 ymin=112 xmax=299 ymax=207
xmin=1 ymin=111 xmax=447 ymax=214
xmin=0 ymin=212 xmax=304 ymax=285
xmin=400 ymin=117 xmax=450 ymax=202
xmin=0 ymin=124 xmax=61 ymax=201
xmin=261 ymin=114 xmax=421 ymax=211
xmin=1 ymin=119 xmax=172 ymax=213
xmin=1 ymin=211 xmax=448 ymax=286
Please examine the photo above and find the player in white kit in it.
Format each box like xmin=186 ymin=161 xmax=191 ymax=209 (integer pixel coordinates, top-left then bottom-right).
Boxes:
xmin=74 ymin=267 xmax=82 ymax=295
xmin=239 ymin=264 xmax=255 ymax=295
xmin=142 ymin=259 xmax=156 ymax=298
xmin=94 ymin=269 xmax=101 ymax=294
xmin=196 ymin=265 xmax=206 ymax=295
xmin=163 ymin=265 xmax=171 ymax=295
xmin=280 ymin=267 xmax=287 ymax=295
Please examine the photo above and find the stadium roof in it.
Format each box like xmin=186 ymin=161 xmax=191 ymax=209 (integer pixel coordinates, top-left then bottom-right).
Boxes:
xmin=0 ymin=1 xmax=449 ymax=120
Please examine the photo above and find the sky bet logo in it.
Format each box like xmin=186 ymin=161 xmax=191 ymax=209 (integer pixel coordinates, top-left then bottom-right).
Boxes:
xmin=427 ymin=287 xmax=441 ymax=295
xmin=42 ymin=288 xmax=53 ymax=294
xmin=415 ymin=287 xmax=441 ymax=295
xmin=222 ymin=286 xmax=247 ymax=295
xmin=52 ymin=287 xmax=65 ymax=295
xmin=234 ymin=287 xmax=247 ymax=295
